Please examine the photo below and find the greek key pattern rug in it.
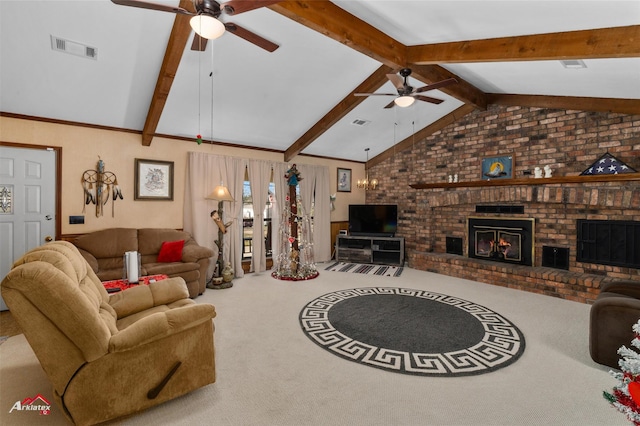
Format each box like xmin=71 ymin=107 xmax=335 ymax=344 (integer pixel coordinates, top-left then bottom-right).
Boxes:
xmin=324 ymin=262 xmax=403 ymax=277
xmin=299 ymin=287 xmax=525 ymax=376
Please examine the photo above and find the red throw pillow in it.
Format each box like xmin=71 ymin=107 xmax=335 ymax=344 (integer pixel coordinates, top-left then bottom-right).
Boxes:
xmin=157 ymin=240 xmax=185 ymax=263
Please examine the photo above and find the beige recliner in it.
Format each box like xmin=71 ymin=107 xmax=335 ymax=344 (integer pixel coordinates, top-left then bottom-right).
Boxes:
xmin=1 ymin=241 xmax=216 ymax=425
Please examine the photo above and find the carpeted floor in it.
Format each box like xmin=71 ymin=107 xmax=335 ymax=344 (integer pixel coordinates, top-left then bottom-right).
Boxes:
xmin=0 ymin=266 xmax=626 ymax=425
xmin=300 ymin=287 xmax=525 ymax=376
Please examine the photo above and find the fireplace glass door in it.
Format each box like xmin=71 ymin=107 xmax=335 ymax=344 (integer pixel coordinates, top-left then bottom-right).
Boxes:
xmin=474 ymin=229 xmax=522 ymax=262
xmin=468 ymin=217 xmax=534 ymax=266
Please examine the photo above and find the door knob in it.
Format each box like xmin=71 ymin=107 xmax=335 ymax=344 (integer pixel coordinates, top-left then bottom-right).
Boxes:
xmin=45 ymin=215 xmax=52 ymax=220
xmin=45 ymin=236 xmax=53 ymax=242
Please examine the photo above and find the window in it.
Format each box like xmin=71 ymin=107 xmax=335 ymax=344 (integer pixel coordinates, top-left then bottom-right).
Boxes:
xmin=242 ymin=181 xmax=275 ymax=260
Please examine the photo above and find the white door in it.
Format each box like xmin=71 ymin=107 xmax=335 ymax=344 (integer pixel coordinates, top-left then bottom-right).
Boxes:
xmin=0 ymin=146 xmax=57 ymax=311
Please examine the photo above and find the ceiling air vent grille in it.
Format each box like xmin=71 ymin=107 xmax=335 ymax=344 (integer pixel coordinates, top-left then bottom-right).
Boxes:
xmin=50 ymin=35 xmax=97 ymax=60
xmin=560 ymin=59 xmax=586 ymax=69
xmin=351 ymin=119 xmax=370 ymax=126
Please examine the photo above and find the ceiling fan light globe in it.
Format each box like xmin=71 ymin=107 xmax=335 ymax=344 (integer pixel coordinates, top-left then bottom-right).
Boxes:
xmin=190 ymin=15 xmax=225 ymax=40
xmin=394 ymin=96 xmax=415 ymax=108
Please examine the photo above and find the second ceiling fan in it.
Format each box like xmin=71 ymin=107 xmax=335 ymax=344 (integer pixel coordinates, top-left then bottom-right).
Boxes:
xmin=356 ymin=68 xmax=457 ymax=108
xmin=111 ymin=0 xmax=280 ymax=52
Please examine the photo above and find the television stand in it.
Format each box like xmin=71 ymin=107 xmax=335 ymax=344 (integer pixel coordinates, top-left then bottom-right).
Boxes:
xmin=336 ymin=235 xmax=404 ymax=266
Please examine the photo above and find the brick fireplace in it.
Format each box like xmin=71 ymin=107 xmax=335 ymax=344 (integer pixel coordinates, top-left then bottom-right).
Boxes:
xmin=405 ymin=181 xmax=639 ymax=303
xmin=366 ymin=105 xmax=640 ymax=304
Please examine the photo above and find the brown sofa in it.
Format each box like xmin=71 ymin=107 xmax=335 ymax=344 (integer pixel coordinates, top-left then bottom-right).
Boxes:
xmin=590 ymin=280 xmax=640 ymax=368
xmin=73 ymin=228 xmax=213 ymax=298
xmin=1 ymin=241 xmax=216 ymax=425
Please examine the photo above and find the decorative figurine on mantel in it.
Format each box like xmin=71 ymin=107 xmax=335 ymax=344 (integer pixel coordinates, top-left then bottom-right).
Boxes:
xmin=534 ymin=167 xmax=543 ymax=178
xmin=544 ymin=165 xmax=553 ymax=178
xmin=272 ymin=164 xmax=319 ymax=281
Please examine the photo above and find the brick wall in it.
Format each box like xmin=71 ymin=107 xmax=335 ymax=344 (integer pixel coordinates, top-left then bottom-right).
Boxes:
xmin=367 ymin=105 xmax=640 ymax=303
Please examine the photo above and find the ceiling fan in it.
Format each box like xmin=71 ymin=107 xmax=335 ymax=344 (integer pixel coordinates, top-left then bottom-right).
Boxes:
xmin=111 ymin=0 xmax=280 ymax=52
xmin=355 ymin=68 xmax=457 ymax=108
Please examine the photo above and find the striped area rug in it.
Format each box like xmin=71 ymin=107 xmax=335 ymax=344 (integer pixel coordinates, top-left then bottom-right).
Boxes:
xmin=324 ymin=262 xmax=404 ymax=277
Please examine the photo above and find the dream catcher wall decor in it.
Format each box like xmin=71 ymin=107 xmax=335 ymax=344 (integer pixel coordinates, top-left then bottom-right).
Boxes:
xmin=82 ymin=157 xmax=123 ymax=217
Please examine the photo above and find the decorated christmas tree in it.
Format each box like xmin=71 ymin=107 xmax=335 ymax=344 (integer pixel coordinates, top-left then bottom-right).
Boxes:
xmin=271 ymin=164 xmax=319 ymax=281
xmin=604 ymin=320 xmax=640 ymax=425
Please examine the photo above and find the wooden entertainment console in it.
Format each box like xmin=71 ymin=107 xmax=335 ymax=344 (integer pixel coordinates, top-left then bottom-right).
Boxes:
xmin=336 ymin=235 xmax=405 ymax=266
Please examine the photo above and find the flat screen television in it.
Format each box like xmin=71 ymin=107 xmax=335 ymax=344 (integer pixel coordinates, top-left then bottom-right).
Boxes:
xmin=348 ymin=204 xmax=398 ymax=237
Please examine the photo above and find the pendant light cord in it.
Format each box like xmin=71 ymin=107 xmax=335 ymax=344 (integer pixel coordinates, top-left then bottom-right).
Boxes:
xmin=210 ymin=43 xmax=214 ymax=145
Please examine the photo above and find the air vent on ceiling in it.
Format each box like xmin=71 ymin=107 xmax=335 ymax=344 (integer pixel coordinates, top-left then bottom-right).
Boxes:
xmin=351 ymin=118 xmax=370 ymax=126
xmin=560 ymin=59 xmax=586 ymax=69
xmin=50 ymin=35 xmax=97 ymax=60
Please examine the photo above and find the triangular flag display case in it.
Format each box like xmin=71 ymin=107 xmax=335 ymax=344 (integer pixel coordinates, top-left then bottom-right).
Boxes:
xmin=580 ymin=152 xmax=637 ymax=175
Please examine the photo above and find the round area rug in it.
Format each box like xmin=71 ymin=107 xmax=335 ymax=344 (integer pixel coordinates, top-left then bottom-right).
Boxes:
xmin=299 ymin=287 xmax=525 ymax=376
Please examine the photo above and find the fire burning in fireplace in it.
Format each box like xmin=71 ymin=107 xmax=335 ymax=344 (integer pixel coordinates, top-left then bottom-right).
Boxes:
xmin=468 ymin=217 xmax=535 ymax=266
xmin=475 ymin=230 xmax=522 ymax=262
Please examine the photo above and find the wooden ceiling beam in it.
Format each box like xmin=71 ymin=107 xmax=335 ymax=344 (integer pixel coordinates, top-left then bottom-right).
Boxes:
xmin=410 ymin=65 xmax=487 ymax=110
xmin=269 ymin=1 xmax=406 ymax=68
xmin=487 ymin=94 xmax=640 ymax=115
xmin=408 ymin=25 xmax=640 ymax=64
xmin=367 ymin=104 xmax=477 ymax=168
xmin=141 ymin=0 xmax=194 ymax=146
xmin=284 ymin=65 xmax=394 ymax=162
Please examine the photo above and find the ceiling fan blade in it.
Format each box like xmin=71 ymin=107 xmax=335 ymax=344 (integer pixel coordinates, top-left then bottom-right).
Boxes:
xmin=224 ymin=23 xmax=279 ymax=52
xmin=415 ymin=95 xmax=444 ymax=104
xmin=354 ymin=93 xmax=397 ymax=97
xmin=221 ymin=0 xmax=281 ymax=15
xmin=415 ymin=78 xmax=458 ymax=93
xmin=191 ymin=34 xmax=208 ymax=51
xmin=110 ymin=0 xmax=192 ymax=15
xmin=386 ymin=73 xmax=404 ymax=91
xmin=383 ymin=100 xmax=396 ymax=109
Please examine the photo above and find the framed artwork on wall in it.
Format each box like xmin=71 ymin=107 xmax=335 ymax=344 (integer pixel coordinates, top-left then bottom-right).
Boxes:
xmin=134 ymin=158 xmax=174 ymax=200
xmin=337 ymin=168 xmax=351 ymax=192
xmin=481 ymin=155 xmax=514 ymax=180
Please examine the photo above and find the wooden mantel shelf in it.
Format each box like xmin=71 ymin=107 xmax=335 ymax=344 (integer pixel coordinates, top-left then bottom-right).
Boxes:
xmin=410 ymin=173 xmax=640 ymax=189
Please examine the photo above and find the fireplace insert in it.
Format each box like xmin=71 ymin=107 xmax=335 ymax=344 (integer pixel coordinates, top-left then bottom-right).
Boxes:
xmin=467 ymin=217 xmax=535 ymax=266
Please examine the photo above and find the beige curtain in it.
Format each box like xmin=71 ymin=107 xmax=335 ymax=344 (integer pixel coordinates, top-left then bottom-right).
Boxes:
xmin=186 ymin=154 xmax=331 ymax=279
xmin=184 ymin=152 xmax=247 ymax=279
xmin=247 ymin=159 xmax=272 ymax=272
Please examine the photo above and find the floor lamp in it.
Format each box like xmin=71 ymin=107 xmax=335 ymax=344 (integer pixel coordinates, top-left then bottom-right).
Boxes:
xmin=206 ymin=183 xmax=234 ymax=289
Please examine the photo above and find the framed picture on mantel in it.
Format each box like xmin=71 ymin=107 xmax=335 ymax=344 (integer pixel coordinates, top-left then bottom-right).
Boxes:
xmin=481 ymin=155 xmax=514 ymax=180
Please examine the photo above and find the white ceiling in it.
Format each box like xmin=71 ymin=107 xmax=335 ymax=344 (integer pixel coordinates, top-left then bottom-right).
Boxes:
xmin=1 ymin=1 xmax=639 ymax=162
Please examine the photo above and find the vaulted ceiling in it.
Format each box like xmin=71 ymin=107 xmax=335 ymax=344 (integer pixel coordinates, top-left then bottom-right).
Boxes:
xmin=1 ymin=1 xmax=638 ymax=164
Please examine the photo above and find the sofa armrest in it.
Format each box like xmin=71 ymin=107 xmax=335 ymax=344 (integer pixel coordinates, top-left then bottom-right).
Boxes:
xmin=109 ymin=277 xmax=190 ymax=318
xmin=600 ymin=280 xmax=640 ymax=299
xmin=181 ymin=241 xmax=214 ymax=263
xmin=77 ymin=247 xmax=99 ymax=273
xmin=108 ymin=304 xmax=216 ymax=352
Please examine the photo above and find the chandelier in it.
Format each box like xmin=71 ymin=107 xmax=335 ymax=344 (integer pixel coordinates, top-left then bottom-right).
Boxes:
xmin=357 ymin=148 xmax=378 ymax=190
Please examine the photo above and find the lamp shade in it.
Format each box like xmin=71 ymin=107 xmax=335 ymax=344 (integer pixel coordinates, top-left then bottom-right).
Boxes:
xmin=206 ymin=185 xmax=235 ymax=202
xmin=190 ymin=14 xmax=225 ymax=40
xmin=394 ymin=95 xmax=415 ymax=107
